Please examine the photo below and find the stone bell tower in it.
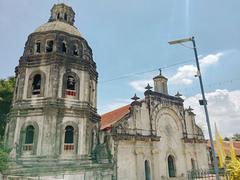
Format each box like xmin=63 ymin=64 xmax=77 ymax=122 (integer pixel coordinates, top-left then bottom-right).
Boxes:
xmin=153 ymin=69 xmax=168 ymax=95
xmin=4 ymin=3 xmax=112 ymax=179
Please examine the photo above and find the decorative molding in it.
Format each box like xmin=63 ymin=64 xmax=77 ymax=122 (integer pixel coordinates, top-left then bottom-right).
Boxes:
xmin=151 ymin=149 xmax=160 ymax=154
xmin=134 ymin=148 xmax=145 ymax=155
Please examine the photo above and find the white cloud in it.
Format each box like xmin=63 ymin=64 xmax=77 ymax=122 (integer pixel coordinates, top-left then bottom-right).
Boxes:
xmin=184 ymin=89 xmax=240 ymax=137
xmin=169 ymin=52 xmax=224 ymax=85
xmin=200 ymin=52 xmax=223 ymax=68
xmin=128 ymin=52 xmax=225 ymax=92
xmin=129 ymin=79 xmax=153 ymax=92
xmin=99 ymin=89 xmax=240 ymax=138
xmin=169 ymin=65 xmax=197 ymax=85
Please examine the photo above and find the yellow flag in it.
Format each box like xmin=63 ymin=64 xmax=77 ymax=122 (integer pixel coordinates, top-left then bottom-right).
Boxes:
xmin=230 ymin=140 xmax=237 ymax=162
xmin=214 ymin=123 xmax=226 ymax=168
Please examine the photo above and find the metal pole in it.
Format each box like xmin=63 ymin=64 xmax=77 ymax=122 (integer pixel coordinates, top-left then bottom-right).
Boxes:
xmin=191 ymin=36 xmax=220 ymax=180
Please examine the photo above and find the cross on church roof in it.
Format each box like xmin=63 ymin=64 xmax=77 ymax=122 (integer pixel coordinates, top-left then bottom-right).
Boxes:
xmin=188 ymin=106 xmax=194 ymax=111
xmin=145 ymin=83 xmax=153 ymax=91
xmin=175 ymin=91 xmax=182 ymax=97
xmin=159 ymin=68 xmax=162 ymax=75
xmin=131 ymin=93 xmax=140 ymax=101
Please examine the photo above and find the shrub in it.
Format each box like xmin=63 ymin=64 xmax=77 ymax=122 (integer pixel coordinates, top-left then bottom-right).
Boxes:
xmin=0 ymin=147 xmax=9 ymax=172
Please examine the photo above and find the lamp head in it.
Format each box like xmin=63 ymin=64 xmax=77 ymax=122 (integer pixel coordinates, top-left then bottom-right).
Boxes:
xmin=168 ymin=37 xmax=193 ymax=45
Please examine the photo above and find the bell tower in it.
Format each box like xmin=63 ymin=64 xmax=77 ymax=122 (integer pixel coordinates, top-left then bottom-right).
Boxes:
xmin=49 ymin=3 xmax=75 ymax=25
xmin=5 ymin=3 xmax=99 ymax=161
xmin=153 ymin=69 xmax=168 ymax=95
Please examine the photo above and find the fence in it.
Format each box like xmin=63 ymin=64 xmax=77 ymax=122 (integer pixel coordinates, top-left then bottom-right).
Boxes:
xmin=187 ymin=169 xmax=231 ymax=180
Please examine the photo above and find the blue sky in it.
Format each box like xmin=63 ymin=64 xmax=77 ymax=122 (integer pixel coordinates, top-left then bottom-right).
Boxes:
xmin=0 ymin=0 xmax=239 ymax=136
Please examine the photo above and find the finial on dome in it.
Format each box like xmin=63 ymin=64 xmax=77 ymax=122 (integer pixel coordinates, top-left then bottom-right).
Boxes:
xmin=49 ymin=3 xmax=75 ymax=25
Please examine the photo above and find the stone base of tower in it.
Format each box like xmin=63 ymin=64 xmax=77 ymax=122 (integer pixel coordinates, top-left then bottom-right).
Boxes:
xmin=2 ymin=158 xmax=113 ymax=180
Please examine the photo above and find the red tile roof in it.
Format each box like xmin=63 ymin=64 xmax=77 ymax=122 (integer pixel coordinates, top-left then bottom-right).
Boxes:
xmin=207 ymin=141 xmax=240 ymax=156
xmin=101 ymin=104 xmax=131 ymax=130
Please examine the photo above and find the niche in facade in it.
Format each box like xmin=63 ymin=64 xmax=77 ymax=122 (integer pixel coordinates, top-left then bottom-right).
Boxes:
xmin=32 ymin=74 xmax=41 ymax=95
xmin=46 ymin=40 xmax=53 ymax=53
xmin=73 ymin=45 xmax=79 ymax=56
xmin=168 ymin=155 xmax=176 ymax=177
xmin=64 ymin=13 xmax=68 ymax=21
xmin=65 ymin=76 xmax=76 ymax=96
xmin=64 ymin=126 xmax=74 ymax=151
xmin=23 ymin=125 xmax=35 ymax=151
xmin=145 ymin=160 xmax=151 ymax=180
xmin=57 ymin=13 xmax=60 ymax=19
xmin=62 ymin=41 xmax=67 ymax=53
xmin=35 ymin=41 xmax=41 ymax=53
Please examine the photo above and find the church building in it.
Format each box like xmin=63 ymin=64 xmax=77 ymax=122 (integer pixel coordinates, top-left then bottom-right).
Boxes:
xmin=101 ymin=72 xmax=209 ymax=179
xmin=3 ymin=3 xmax=208 ymax=180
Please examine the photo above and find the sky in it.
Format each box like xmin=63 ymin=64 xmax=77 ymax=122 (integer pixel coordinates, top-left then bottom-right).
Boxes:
xmin=0 ymin=0 xmax=239 ymax=137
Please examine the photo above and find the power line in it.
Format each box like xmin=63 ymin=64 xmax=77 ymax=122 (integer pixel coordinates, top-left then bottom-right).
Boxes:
xmin=99 ymin=58 xmax=195 ymax=83
xmin=177 ymin=78 xmax=240 ymax=94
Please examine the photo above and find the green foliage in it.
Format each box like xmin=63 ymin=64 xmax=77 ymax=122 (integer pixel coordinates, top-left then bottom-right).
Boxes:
xmin=0 ymin=77 xmax=15 ymax=139
xmin=224 ymin=137 xmax=230 ymax=141
xmin=0 ymin=143 xmax=9 ymax=172
xmin=223 ymin=134 xmax=240 ymax=141
xmin=232 ymin=133 xmax=240 ymax=141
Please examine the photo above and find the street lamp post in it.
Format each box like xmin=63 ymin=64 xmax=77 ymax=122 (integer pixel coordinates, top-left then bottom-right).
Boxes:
xmin=168 ymin=36 xmax=220 ymax=180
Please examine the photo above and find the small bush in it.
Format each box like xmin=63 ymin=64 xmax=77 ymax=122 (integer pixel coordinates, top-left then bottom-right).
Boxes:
xmin=0 ymin=147 xmax=9 ymax=172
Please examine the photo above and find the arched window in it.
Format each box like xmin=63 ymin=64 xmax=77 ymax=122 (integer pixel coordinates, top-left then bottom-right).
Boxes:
xmin=46 ymin=40 xmax=53 ymax=52
xmin=65 ymin=76 xmax=76 ymax=96
xmin=35 ymin=41 xmax=41 ymax=53
xmin=57 ymin=13 xmax=60 ymax=19
xmin=191 ymin=158 xmax=196 ymax=170
xmin=89 ymin=81 xmax=95 ymax=105
xmin=73 ymin=45 xmax=79 ymax=56
xmin=24 ymin=125 xmax=34 ymax=151
xmin=32 ymin=74 xmax=41 ymax=95
xmin=62 ymin=41 xmax=67 ymax=53
xmin=64 ymin=13 xmax=68 ymax=21
xmin=168 ymin=155 xmax=176 ymax=177
xmin=145 ymin=160 xmax=151 ymax=180
xmin=91 ymin=129 xmax=96 ymax=151
xmin=64 ymin=126 xmax=74 ymax=151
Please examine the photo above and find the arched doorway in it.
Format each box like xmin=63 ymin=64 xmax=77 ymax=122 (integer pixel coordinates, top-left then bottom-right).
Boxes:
xmin=144 ymin=160 xmax=151 ymax=180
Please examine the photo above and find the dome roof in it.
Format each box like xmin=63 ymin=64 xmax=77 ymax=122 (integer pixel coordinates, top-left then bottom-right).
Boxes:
xmin=34 ymin=21 xmax=81 ymax=37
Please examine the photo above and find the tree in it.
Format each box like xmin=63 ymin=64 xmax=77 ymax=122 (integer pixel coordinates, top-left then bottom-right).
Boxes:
xmin=224 ymin=137 xmax=230 ymax=141
xmin=232 ymin=134 xmax=240 ymax=141
xmin=0 ymin=144 xmax=9 ymax=172
xmin=0 ymin=77 xmax=15 ymax=140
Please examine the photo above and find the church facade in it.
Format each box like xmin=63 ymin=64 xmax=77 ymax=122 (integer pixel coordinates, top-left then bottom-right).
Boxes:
xmin=3 ymin=3 xmax=208 ymax=180
xmin=101 ymin=73 xmax=209 ymax=179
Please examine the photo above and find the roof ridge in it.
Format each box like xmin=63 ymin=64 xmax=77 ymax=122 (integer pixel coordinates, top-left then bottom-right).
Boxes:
xmin=101 ymin=104 xmax=131 ymax=130
xmin=101 ymin=104 xmax=130 ymax=116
